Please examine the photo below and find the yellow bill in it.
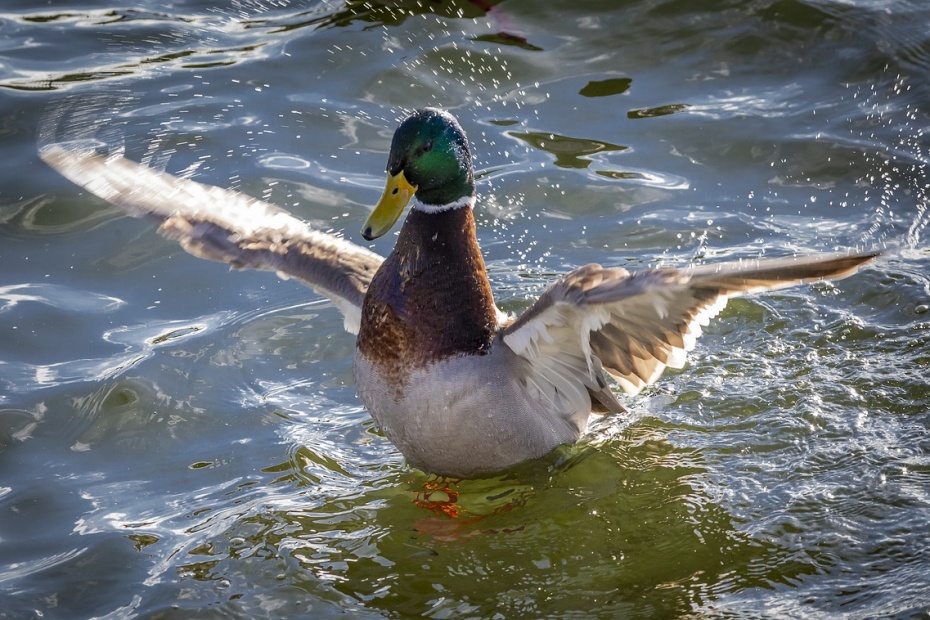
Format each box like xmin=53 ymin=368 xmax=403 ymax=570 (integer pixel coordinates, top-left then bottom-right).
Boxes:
xmin=362 ymin=171 xmax=417 ymax=240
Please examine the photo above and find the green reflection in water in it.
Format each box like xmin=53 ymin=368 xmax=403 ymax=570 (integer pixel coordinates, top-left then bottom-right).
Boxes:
xmin=508 ymin=130 xmax=627 ymax=169
xmin=303 ymin=0 xmax=500 ymax=31
xmin=628 ymin=103 xmax=691 ymax=119
xmin=579 ymin=77 xmax=633 ymax=98
xmin=473 ymin=32 xmax=544 ymax=51
xmin=172 ymin=422 xmax=813 ymax=617
xmin=595 ymin=170 xmax=648 ymax=181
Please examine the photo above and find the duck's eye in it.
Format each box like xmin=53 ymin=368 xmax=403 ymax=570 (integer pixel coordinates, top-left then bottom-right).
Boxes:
xmin=421 ymin=140 xmax=433 ymax=153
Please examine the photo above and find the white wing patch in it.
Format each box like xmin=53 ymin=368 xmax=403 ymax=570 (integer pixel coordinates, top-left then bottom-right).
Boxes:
xmin=503 ymin=302 xmax=607 ymax=414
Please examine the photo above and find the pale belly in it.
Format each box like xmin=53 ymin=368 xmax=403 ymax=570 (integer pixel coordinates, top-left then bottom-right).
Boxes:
xmin=353 ymin=345 xmax=589 ymax=477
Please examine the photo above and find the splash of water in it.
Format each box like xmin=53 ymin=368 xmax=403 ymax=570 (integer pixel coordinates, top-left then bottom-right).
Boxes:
xmin=848 ymin=73 xmax=930 ymax=251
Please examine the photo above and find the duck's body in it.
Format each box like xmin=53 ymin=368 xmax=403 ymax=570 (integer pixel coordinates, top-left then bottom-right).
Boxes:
xmin=357 ymin=343 xmax=581 ymax=476
xmin=354 ymin=205 xmax=586 ymax=476
xmin=40 ymin=106 xmax=880 ymax=478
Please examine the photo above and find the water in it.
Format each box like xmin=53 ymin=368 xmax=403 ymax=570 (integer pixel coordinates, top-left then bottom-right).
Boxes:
xmin=2 ymin=0 xmax=929 ymax=617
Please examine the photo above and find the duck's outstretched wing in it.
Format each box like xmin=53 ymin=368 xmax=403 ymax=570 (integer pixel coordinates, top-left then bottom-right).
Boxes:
xmin=39 ymin=144 xmax=383 ymax=334
xmin=501 ymin=252 xmax=879 ymax=410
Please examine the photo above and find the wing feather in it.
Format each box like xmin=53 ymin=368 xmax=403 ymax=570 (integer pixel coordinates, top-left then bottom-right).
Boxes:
xmin=39 ymin=143 xmax=382 ymax=334
xmin=503 ymin=252 xmax=879 ymax=404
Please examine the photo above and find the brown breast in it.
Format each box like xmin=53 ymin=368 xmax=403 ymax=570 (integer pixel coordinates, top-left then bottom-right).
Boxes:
xmin=356 ymin=205 xmax=497 ymax=390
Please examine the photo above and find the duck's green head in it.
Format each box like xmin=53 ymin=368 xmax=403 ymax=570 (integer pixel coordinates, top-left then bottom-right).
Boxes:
xmin=362 ymin=108 xmax=475 ymax=240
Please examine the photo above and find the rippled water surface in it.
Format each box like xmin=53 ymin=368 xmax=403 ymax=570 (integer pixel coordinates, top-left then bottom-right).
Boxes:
xmin=2 ymin=0 xmax=930 ymax=617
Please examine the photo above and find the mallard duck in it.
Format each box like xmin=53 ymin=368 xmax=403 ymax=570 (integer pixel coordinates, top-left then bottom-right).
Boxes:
xmin=40 ymin=107 xmax=878 ymax=477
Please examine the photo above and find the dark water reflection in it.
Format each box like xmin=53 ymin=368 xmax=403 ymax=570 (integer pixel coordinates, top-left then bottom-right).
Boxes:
xmin=2 ymin=0 xmax=930 ymax=617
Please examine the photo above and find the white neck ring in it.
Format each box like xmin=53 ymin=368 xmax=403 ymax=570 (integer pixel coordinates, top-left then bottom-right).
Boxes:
xmin=412 ymin=195 xmax=475 ymax=214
